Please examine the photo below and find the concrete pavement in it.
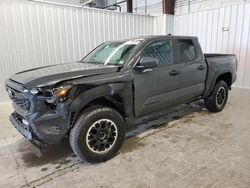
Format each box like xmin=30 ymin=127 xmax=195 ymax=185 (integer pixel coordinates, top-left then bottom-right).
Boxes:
xmin=0 ymin=88 xmax=249 ymax=188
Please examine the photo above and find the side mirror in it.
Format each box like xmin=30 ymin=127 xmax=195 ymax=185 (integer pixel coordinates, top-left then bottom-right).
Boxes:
xmin=135 ymin=57 xmax=158 ymax=70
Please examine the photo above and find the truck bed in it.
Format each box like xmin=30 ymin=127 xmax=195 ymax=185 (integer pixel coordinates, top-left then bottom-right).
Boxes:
xmin=203 ymin=53 xmax=237 ymax=97
xmin=204 ymin=53 xmax=237 ymax=68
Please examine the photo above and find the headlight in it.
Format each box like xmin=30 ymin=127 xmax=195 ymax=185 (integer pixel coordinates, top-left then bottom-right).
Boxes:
xmin=53 ymin=86 xmax=71 ymax=98
xmin=29 ymin=84 xmax=72 ymax=103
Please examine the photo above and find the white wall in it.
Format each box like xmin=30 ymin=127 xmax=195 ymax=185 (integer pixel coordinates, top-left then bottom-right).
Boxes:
xmin=174 ymin=2 xmax=250 ymax=89
xmin=154 ymin=15 xmax=174 ymax=35
xmin=0 ymin=0 xmax=157 ymax=103
xmin=175 ymin=0 xmax=250 ymax=15
xmin=36 ymin=0 xmax=81 ymax=6
xmin=1 ymin=0 xmax=249 ymax=103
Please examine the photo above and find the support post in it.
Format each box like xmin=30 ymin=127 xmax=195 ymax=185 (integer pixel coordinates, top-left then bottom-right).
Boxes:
xmin=162 ymin=0 xmax=175 ymax=15
xmin=126 ymin=0 xmax=133 ymax=13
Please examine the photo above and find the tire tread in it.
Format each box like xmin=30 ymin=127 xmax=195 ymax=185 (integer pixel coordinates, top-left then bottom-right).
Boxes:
xmin=69 ymin=105 xmax=125 ymax=163
xmin=204 ymin=80 xmax=228 ymax=113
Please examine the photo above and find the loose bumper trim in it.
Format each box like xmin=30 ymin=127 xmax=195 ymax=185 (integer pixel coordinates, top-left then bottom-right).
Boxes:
xmin=10 ymin=113 xmax=32 ymax=140
xmin=9 ymin=113 xmax=45 ymax=149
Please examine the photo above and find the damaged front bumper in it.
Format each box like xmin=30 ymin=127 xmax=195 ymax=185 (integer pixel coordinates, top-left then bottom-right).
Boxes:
xmin=6 ymin=80 xmax=72 ymax=146
xmin=9 ymin=106 xmax=70 ymax=146
xmin=10 ymin=112 xmax=32 ymax=140
xmin=9 ymin=112 xmax=44 ymax=148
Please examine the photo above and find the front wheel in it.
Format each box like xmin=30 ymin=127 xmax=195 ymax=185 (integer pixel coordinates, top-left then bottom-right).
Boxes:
xmin=204 ymin=80 xmax=229 ymax=112
xmin=70 ymin=106 xmax=125 ymax=163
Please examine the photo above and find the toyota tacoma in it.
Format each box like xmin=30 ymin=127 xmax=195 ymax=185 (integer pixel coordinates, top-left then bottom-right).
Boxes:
xmin=5 ymin=35 xmax=237 ymax=162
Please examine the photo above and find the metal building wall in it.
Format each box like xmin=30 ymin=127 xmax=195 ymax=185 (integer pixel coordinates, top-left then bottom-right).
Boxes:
xmin=154 ymin=15 xmax=174 ymax=35
xmin=175 ymin=0 xmax=250 ymax=15
xmin=174 ymin=2 xmax=250 ymax=89
xmin=2 ymin=0 xmax=249 ymax=104
xmin=0 ymin=0 xmax=155 ymax=103
xmin=35 ymin=0 xmax=81 ymax=6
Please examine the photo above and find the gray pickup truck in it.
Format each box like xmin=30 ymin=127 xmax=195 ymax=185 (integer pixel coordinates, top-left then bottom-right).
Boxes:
xmin=5 ymin=35 xmax=237 ymax=162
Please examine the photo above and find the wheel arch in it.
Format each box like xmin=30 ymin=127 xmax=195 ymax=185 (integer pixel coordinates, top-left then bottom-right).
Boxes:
xmin=69 ymin=83 xmax=133 ymax=128
xmin=215 ymin=72 xmax=232 ymax=88
xmin=203 ymin=71 xmax=232 ymax=98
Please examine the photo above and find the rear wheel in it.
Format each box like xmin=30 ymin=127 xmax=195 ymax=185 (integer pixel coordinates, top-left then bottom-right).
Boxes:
xmin=70 ymin=106 xmax=125 ymax=163
xmin=204 ymin=80 xmax=229 ymax=112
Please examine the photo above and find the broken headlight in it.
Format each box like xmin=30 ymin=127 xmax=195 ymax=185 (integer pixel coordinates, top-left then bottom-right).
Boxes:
xmin=29 ymin=84 xmax=72 ymax=103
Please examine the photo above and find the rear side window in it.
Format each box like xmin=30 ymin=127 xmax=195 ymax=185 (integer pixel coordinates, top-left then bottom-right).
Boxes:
xmin=140 ymin=40 xmax=173 ymax=66
xmin=176 ymin=40 xmax=196 ymax=63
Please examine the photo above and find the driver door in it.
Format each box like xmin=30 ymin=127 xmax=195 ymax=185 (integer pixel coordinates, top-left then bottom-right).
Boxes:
xmin=133 ymin=39 xmax=183 ymax=117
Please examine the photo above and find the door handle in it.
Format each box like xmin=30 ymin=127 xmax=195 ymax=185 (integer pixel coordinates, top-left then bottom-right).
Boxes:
xmin=169 ymin=70 xmax=180 ymax=76
xmin=197 ymin=65 xmax=206 ymax=70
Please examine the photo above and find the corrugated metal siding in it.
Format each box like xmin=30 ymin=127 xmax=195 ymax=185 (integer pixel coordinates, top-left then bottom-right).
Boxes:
xmin=33 ymin=0 xmax=81 ymax=6
xmin=154 ymin=15 xmax=174 ymax=35
xmin=174 ymin=3 xmax=250 ymax=89
xmin=175 ymin=0 xmax=250 ymax=15
xmin=1 ymin=0 xmax=249 ymax=103
xmin=0 ymin=0 xmax=155 ymax=103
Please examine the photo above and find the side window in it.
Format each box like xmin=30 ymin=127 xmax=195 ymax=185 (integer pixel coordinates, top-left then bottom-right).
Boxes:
xmin=141 ymin=40 xmax=173 ymax=66
xmin=177 ymin=40 xmax=196 ymax=63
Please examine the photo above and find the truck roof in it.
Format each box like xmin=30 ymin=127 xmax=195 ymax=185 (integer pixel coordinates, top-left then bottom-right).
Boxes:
xmin=109 ymin=35 xmax=198 ymax=43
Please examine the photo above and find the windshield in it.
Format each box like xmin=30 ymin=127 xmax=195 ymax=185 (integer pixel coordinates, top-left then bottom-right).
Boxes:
xmin=81 ymin=40 xmax=141 ymax=66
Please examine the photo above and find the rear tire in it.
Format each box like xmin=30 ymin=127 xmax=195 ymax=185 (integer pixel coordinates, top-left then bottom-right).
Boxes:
xmin=204 ymin=80 xmax=229 ymax=112
xmin=70 ymin=105 xmax=125 ymax=163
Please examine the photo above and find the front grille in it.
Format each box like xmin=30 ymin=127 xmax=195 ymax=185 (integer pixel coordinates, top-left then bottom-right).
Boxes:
xmin=6 ymin=86 xmax=30 ymax=111
xmin=12 ymin=97 xmax=30 ymax=111
xmin=13 ymin=112 xmax=23 ymax=124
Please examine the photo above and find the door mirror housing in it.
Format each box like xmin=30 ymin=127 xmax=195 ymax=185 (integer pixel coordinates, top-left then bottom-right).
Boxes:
xmin=135 ymin=57 xmax=158 ymax=70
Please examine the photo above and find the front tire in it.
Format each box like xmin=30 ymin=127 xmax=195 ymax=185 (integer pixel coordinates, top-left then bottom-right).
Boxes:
xmin=70 ymin=106 xmax=125 ymax=163
xmin=204 ymin=80 xmax=229 ymax=112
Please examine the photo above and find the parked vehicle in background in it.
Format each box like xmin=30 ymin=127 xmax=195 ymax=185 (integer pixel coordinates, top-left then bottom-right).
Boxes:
xmin=5 ymin=35 xmax=237 ymax=163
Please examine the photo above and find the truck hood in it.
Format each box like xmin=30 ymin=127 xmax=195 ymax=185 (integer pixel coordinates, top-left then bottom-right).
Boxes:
xmin=10 ymin=62 xmax=119 ymax=89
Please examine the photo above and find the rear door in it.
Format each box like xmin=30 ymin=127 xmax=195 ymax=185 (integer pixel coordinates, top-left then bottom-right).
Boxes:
xmin=133 ymin=39 xmax=183 ymax=117
xmin=174 ymin=39 xmax=207 ymax=102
